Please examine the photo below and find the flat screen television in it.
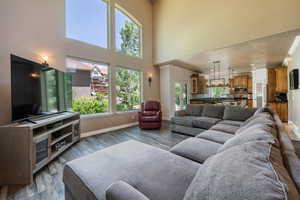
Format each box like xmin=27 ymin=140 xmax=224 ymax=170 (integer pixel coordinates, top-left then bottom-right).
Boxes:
xmin=289 ymin=69 xmax=299 ymax=90
xmin=11 ymin=55 xmax=67 ymax=122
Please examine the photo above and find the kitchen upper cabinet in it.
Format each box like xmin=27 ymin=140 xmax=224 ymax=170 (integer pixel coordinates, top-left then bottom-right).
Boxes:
xmin=247 ymin=78 xmax=253 ymax=93
xmin=274 ymin=67 xmax=288 ymax=93
xmin=268 ymin=68 xmax=276 ymax=102
xmin=229 ymin=79 xmax=234 ymax=88
xmin=191 ymin=74 xmax=207 ymax=94
xmin=233 ymin=75 xmax=249 ymax=88
xmin=191 ymin=75 xmax=199 ymax=94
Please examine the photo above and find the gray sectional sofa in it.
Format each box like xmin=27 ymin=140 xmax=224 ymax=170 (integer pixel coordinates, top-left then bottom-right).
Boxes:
xmin=171 ymin=104 xmax=256 ymax=136
xmin=63 ymin=107 xmax=300 ymax=200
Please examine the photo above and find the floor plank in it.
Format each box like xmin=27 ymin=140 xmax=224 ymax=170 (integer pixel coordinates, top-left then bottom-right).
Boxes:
xmin=8 ymin=122 xmax=188 ymax=200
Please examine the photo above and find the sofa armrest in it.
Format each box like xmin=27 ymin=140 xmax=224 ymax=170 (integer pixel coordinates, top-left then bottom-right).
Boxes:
xmin=106 ymin=181 xmax=150 ymax=200
xmin=175 ymin=110 xmax=187 ymax=117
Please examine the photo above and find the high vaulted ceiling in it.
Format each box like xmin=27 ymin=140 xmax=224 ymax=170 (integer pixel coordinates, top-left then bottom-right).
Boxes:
xmin=178 ymin=29 xmax=300 ymax=74
xmin=153 ymin=0 xmax=300 ymax=68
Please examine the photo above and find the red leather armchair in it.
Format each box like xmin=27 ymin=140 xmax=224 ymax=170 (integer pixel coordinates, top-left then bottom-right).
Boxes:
xmin=138 ymin=101 xmax=162 ymax=129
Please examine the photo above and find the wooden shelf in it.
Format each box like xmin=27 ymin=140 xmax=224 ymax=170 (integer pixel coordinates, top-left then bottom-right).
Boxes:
xmin=51 ymin=132 xmax=73 ymax=146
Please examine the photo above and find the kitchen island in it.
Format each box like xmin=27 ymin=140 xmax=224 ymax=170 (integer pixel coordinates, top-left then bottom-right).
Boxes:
xmin=190 ymin=97 xmax=252 ymax=108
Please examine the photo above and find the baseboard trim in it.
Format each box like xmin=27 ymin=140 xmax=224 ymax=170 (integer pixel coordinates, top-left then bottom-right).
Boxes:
xmin=81 ymin=122 xmax=139 ymax=138
xmin=288 ymin=121 xmax=300 ymax=138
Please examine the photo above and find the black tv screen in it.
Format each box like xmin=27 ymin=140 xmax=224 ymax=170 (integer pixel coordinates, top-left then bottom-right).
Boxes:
xmin=11 ymin=55 xmax=68 ymax=122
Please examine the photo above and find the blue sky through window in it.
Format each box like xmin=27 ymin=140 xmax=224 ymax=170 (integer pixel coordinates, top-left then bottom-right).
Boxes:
xmin=66 ymin=0 xmax=108 ymax=48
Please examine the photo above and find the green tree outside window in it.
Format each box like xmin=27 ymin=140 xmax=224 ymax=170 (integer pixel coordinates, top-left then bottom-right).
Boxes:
xmin=116 ymin=67 xmax=141 ymax=111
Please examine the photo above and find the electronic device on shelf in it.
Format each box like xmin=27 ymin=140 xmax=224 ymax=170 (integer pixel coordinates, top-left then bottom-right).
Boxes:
xmin=10 ymin=54 xmax=72 ymax=122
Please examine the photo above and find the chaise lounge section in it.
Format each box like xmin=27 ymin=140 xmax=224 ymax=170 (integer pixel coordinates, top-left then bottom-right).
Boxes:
xmin=63 ymin=107 xmax=300 ymax=200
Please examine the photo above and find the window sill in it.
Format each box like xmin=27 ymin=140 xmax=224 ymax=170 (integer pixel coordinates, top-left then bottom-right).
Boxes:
xmin=80 ymin=112 xmax=114 ymax=119
xmin=80 ymin=110 xmax=140 ymax=119
xmin=115 ymin=110 xmax=140 ymax=115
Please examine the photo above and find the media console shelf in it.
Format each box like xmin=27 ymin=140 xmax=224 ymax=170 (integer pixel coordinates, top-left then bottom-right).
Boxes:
xmin=0 ymin=112 xmax=80 ymax=185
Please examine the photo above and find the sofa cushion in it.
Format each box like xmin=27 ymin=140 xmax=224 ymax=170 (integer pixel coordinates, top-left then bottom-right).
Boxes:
xmin=210 ymin=124 xmax=240 ymax=134
xmin=254 ymin=107 xmax=276 ymax=118
xmin=142 ymin=111 xmax=157 ymax=116
xmin=237 ymin=114 xmax=275 ymax=135
xmin=185 ymin=104 xmax=204 ymax=116
xmin=240 ymin=112 xmax=273 ymax=128
xmin=143 ymin=101 xmax=160 ymax=111
xmin=196 ymin=130 xmax=234 ymax=144
xmin=282 ymin=150 xmax=300 ymax=193
xmin=106 ymin=181 xmax=150 ymax=200
xmin=170 ymin=138 xmax=221 ymax=164
xmin=201 ymin=105 xmax=225 ymax=119
xmin=171 ymin=116 xmax=197 ymax=127
xmin=192 ymin=117 xmax=221 ymax=129
xmin=63 ymin=140 xmax=200 ymax=200
xmin=217 ymin=120 xmax=243 ymax=127
xmin=171 ymin=124 xmax=206 ymax=136
xmin=183 ymin=141 xmax=300 ymax=200
xmin=223 ymin=106 xmax=256 ymax=121
xmin=218 ymin=123 xmax=278 ymax=153
xmin=140 ymin=115 xmax=160 ymax=122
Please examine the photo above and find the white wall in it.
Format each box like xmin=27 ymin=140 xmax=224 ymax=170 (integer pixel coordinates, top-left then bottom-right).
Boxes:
xmin=0 ymin=0 xmax=159 ymax=132
xmin=288 ymin=39 xmax=300 ymax=136
xmin=160 ymin=65 xmax=193 ymax=120
xmin=153 ymin=0 xmax=300 ymax=64
xmin=252 ymin=68 xmax=268 ymax=108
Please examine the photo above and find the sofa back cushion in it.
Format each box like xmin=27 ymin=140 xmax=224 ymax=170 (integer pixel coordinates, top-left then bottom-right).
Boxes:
xmin=201 ymin=105 xmax=225 ymax=119
xmin=218 ymin=123 xmax=278 ymax=153
xmin=185 ymin=104 xmax=204 ymax=116
xmin=142 ymin=101 xmax=160 ymax=111
xmin=237 ymin=113 xmax=275 ymax=135
xmin=183 ymin=141 xmax=300 ymax=200
xmin=223 ymin=106 xmax=256 ymax=121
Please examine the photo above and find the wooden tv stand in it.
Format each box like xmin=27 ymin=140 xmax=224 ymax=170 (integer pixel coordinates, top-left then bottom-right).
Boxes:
xmin=0 ymin=112 xmax=80 ymax=185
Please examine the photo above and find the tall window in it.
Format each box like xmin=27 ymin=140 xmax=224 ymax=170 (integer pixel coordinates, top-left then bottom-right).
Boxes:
xmin=175 ymin=82 xmax=188 ymax=111
xmin=115 ymin=7 xmax=141 ymax=57
xmin=66 ymin=57 xmax=110 ymax=115
xmin=116 ymin=67 xmax=141 ymax=111
xmin=66 ymin=0 xmax=108 ymax=48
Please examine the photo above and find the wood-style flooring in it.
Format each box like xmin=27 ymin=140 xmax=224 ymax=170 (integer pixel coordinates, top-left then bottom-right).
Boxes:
xmin=8 ymin=122 xmax=189 ymax=200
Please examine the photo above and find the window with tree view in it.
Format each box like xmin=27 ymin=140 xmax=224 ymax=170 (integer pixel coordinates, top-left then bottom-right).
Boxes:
xmin=115 ymin=7 xmax=141 ymax=57
xmin=116 ymin=67 xmax=141 ymax=111
xmin=66 ymin=57 xmax=110 ymax=115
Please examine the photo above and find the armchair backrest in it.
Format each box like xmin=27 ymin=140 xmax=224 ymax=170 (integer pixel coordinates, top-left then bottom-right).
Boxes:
xmin=142 ymin=101 xmax=161 ymax=112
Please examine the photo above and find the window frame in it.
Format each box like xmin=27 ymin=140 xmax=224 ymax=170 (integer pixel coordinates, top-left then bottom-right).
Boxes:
xmin=66 ymin=56 xmax=112 ymax=115
xmin=65 ymin=0 xmax=110 ymax=49
xmin=115 ymin=66 xmax=143 ymax=112
xmin=114 ymin=4 xmax=143 ymax=58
